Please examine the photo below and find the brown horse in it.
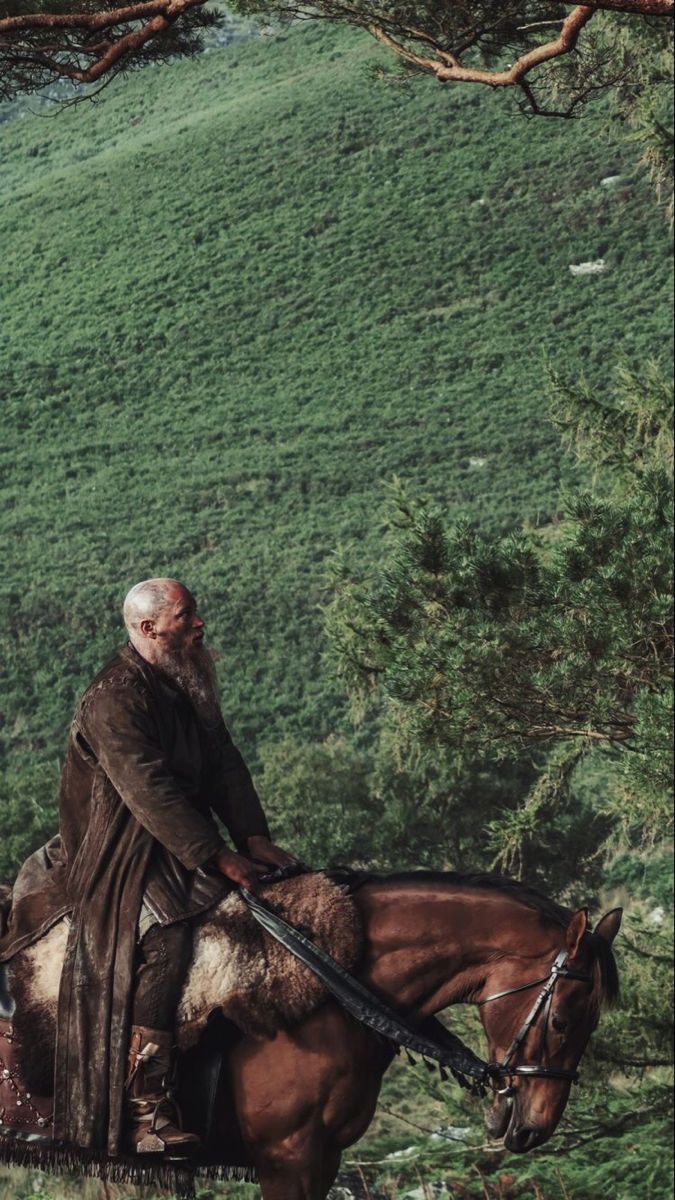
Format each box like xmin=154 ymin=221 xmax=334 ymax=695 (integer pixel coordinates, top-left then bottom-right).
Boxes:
xmin=4 ymin=871 xmax=621 ymax=1198
xmin=212 ymin=872 xmax=621 ymax=1198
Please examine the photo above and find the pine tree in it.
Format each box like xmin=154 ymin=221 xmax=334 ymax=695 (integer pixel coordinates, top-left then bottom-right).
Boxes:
xmin=324 ymin=364 xmax=674 ymax=838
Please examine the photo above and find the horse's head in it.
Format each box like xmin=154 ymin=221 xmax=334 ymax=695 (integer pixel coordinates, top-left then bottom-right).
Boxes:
xmin=479 ymin=907 xmax=622 ymax=1153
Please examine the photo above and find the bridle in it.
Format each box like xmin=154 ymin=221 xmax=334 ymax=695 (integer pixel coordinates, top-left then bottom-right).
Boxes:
xmin=479 ymin=949 xmax=593 ymax=1091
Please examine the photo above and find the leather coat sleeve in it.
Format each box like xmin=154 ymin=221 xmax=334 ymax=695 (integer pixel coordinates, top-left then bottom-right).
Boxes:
xmin=201 ymin=719 xmax=271 ymax=853
xmin=79 ymin=685 xmax=226 ymax=872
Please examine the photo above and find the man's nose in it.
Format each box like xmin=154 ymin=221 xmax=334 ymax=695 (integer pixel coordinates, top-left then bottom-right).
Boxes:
xmin=194 ymin=615 xmax=205 ymax=629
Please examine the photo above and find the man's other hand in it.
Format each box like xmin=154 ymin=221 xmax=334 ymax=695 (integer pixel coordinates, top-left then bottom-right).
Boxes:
xmin=246 ymin=836 xmax=298 ymax=870
xmin=212 ymin=847 xmax=267 ymax=891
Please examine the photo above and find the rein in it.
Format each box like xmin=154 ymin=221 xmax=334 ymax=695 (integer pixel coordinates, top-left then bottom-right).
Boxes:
xmin=242 ymin=869 xmax=592 ymax=1096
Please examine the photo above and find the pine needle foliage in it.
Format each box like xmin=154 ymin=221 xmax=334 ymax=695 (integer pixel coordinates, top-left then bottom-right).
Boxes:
xmin=324 ymin=367 xmax=674 ymax=816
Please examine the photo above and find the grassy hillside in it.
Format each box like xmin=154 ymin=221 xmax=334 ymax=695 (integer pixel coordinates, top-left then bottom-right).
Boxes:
xmin=0 ymin=19 xmax=673 ymax=866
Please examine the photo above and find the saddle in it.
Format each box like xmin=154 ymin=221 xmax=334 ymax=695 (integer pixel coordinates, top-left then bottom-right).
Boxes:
xmin=0 ymin=960 xmax=54 ymax=1144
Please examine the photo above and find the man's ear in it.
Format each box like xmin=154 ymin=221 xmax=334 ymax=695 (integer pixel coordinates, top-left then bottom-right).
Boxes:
xmin=566 ymin=908 xmax=589 ymax=961
xmin=139 ymin=619 xmax=156 ymax=639
xmin=594 ymin=908 xmax=623 ymax=947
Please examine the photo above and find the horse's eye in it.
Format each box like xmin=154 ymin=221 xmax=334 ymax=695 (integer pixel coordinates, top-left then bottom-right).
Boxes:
xmin=552 ymin=1017 xmax=568 ymax=1034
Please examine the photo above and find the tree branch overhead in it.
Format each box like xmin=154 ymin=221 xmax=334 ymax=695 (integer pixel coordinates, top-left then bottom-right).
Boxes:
xmin=0 ymin=0 xmax=672 ymax=101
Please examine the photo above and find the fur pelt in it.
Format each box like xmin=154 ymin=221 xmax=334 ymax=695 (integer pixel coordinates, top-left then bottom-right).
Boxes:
xmin=9 ymin=872 xmax=362 ymax=1090
xmin=176 ymin=872 xmax=363 ymax=1045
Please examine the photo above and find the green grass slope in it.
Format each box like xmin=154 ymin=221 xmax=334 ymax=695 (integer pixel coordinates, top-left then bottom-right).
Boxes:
xmin=0 ymin=21 xmax=672 ymax=865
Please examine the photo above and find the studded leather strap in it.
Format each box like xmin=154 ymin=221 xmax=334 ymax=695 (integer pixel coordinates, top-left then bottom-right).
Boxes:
xmin=0 ymin=1016 xmax=54 ymax=1140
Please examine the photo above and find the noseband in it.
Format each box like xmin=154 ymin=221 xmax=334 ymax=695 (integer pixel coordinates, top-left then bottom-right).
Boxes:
xmin=479 ymin=949 xmax=593 ymax=1089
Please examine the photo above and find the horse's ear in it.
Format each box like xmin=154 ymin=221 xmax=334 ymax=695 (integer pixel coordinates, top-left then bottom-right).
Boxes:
xmin=594 ymin=908 xmax=623 ymax=946
xmin=566 ymin=909 xmax=589 ymax=961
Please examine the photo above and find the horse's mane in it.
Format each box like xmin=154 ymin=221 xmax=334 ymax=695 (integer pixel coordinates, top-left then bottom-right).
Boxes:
xmin=329 ymin=868 xmax=619 ymax=1009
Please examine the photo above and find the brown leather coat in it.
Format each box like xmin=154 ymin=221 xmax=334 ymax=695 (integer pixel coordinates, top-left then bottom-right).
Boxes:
xmin=0 ymin=644 xmax=270 ymax=1155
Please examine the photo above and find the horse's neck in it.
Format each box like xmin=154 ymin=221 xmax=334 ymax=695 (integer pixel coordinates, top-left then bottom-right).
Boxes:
xmin=356 ymin=879 xmax=560 ymax=1017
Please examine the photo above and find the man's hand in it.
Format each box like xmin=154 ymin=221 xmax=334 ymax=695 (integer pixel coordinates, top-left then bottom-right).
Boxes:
xmin=246 ymin=835 xmax=298 ymax=870
xmin=212 ymin=847 xmax=267 ymax=891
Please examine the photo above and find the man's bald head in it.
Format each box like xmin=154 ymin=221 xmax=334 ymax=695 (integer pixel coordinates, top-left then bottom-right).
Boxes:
xmin=123 ymin=579 xmax=217 ymax=719
xmin=123 ymin=578 xmax=180 ymax=642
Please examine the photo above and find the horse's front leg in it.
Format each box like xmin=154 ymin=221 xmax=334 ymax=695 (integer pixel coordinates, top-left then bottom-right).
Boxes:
xmin=230 ymin=1004 xmax=388 ymax=1200
xmin=255 ymin=1141 xmax=341 ymax=1200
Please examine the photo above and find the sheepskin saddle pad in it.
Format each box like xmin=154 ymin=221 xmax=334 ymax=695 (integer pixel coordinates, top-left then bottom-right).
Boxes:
xmin=14 ymin=872 xmax=363 ymax=1050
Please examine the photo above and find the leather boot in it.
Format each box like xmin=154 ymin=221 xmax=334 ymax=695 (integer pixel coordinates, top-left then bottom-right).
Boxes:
xmin=124 ymin=1025 xmax=201 ymax=1155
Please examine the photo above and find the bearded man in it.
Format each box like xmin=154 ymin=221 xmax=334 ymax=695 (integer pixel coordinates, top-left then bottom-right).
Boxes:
xmin=0 ymin=579 xmax=294 ymax=1159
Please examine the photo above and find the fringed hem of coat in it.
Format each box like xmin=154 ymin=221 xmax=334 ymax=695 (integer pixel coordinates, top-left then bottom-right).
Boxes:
xmin=0 ymin=1133 xmax=257 ymax=1197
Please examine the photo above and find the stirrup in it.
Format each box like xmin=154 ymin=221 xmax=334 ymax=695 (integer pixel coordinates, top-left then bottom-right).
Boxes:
xmin=127 ymin=1095 xmax=201 ymax=1155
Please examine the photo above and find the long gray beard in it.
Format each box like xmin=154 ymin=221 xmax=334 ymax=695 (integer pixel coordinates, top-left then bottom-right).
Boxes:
xmin=155 ymin=645 xmax=222 ymax=727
